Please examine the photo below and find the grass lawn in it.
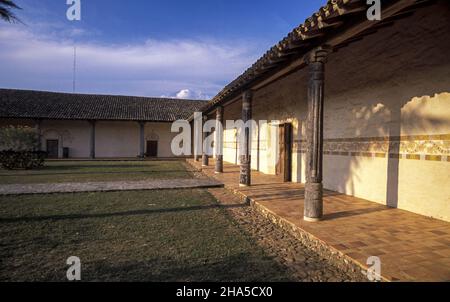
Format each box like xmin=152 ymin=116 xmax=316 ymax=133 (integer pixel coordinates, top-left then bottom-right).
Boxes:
xmin=0 ymin=189 xmax=293 ymax=282
xmin=0 ymin=160 xmax=193 ymax=184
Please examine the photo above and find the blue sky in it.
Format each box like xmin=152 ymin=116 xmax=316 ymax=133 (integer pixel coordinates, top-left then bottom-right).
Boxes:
xmin=0 ymin=0 xmax=325 ymax=99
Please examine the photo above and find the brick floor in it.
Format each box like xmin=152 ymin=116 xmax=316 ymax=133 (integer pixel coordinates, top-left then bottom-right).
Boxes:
xmin=188 ymin=158 xmax=450 ymax=281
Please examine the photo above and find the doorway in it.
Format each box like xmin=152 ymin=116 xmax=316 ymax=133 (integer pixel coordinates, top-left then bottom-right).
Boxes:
xmin=46 ymin=139 xmax=59 ymax=159
xmin=276 ymin=123 xmax=293 ymax=182
xmin=146 ymin=140 xmax=158 ymax=157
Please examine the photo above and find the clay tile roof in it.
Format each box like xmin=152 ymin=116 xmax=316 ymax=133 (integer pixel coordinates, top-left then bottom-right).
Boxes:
xmin=200 ymin=0 xmax=427 ymax=114
xmin=0 ymin=89 xmax=208 ymax=122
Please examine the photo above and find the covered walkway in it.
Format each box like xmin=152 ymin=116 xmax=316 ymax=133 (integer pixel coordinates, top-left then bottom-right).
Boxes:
xmin=188 ymin=158 xmax=450 ymax=281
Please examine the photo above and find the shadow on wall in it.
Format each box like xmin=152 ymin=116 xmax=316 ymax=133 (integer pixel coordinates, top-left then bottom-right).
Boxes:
xmin=245 ymin=1 xmax=450 ymax=219
xmin=320 ymin=0 xmax=450 ymax=211
xmin=332 ymin=91 xmax=449 ymax=209
xmin=209 ymin=2 xmax=450 ymax=220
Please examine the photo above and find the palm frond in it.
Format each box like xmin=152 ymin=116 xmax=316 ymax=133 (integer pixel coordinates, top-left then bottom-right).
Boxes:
xmin=0 ymin=0 xmax=21 ymax=9
xmin=0 ymin=0 xmax=22 ymax=23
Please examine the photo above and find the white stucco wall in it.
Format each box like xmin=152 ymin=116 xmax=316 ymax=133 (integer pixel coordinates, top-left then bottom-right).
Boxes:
xmin=41 ymin=120 xmax=91 ymax=158
xmin=95 ymin=121 xmax=139 ymax=158
xmin=0 ymin=119 xmax=180 ymax=159
xmin=218 ymin=2 xmax=450 ymax=221
xmin=145 ymin=122 xmax=179 ymax=158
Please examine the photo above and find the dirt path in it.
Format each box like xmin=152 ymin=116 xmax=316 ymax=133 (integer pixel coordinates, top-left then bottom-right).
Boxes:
xmin=0 ymin=178 xmax=222 ymax=195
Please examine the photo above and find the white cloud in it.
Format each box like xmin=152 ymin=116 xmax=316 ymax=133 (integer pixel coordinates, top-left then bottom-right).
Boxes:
xmin=174 ymin=89 xmax=210 ymax=100
xmin=0 ymin=25 xmax=259 ymax=99
xmin=176 ymin=89 xmax=192 ymax=99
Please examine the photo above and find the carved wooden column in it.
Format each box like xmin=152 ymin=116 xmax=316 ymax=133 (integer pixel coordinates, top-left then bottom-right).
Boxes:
xmin=202 ymin=115 xmax=209 ymax=166
xmin=139 ymin=121 xmax=146 ymax=159
xmin=215 ymin=106 xmax=224 ymax=173
xmin=89 ymin=120 xmax=96 ymax=159
xmin=239 ymin=91 xmax=252 ymax=187
xmin=304 ymin=46 xmax=331 ymax=222
xmin=193 ymin=113 xmax=202 ymax=162
xmin=190 ymin=120 xmax=195 ymax=159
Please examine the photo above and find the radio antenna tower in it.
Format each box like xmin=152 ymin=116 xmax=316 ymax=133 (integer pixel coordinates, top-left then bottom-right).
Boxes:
xmin=73 ymin=45 xmax=77 ymax=93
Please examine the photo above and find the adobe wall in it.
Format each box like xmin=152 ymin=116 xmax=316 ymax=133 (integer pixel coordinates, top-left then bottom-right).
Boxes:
xmin=221 ymin=2 xmax=450 ymax=221
xmin=0 ymin=119 xmax=179 ymax=158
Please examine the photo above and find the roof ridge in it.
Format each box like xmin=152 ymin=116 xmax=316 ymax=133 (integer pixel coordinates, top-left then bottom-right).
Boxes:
xmin=0 ymin=88 xmax=210 ymax=103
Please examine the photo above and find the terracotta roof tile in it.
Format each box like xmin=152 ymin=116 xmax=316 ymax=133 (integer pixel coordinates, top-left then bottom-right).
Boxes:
xmin=0 ymin=89 xmax=208 ymax=122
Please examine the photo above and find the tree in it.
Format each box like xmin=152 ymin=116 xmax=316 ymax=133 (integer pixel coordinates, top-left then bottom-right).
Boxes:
xmin=0 ymin=0 xmax=21 ymax=23
xmin=0 ymin=126 xmax=39 ymax=151
xmin=0 ymin=126 xmax=45 ymax=170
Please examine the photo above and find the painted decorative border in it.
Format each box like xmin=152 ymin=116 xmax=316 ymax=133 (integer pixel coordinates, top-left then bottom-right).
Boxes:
xmin=294 ymin=134 xmax=450 ymax=162
xmin=223 ymin=135 xmax=450 ymax=162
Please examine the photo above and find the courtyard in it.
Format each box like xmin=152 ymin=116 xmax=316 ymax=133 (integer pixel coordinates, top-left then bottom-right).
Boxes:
xmin=0 ymin=160 xmax=361 ymax=282
xmin=0 ymin=0 xmax=448 ymax=291
xmin=0 ymin=160 xmax=193 ymax=184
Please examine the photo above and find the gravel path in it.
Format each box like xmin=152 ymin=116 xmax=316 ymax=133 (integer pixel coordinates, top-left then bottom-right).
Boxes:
xmin=208 ymin=188 xmax=367 ymax=282
xmin=0 ymin=178 xmax=223 ymax=195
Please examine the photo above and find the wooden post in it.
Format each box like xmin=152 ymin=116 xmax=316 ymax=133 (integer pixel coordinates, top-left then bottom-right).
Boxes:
xmin=139 ymin=121 xmax=145 ymax=159
xmin=89 ymin=120 xmax=96 ymax=159
xmin=202 ymin=115 xmax=209 ymax=166
xmin=304 ymin=46 xmax=331 ymax=222
xmin=239 ymin=91 xmax=252 ymax=187
xmin=193 ymin=116 xmax=200 ymax=162
xmin=215 ymin=106 xmax=224 ymax=173
xmin=190 ymin=120 xmax=195 ymax=160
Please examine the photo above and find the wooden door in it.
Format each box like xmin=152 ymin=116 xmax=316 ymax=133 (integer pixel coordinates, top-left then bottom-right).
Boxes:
xmin=46 ymin=140 xmax=59 ymax=159
xmin=146 ymin=140 xmax=158 ymax=157
xmin=275 ymin=124 xmax=293 ymax=182
xmin=276 ymin=126 xmax=285 ymax=176
xmin=283 ymin=123 xmax=293 ymax=182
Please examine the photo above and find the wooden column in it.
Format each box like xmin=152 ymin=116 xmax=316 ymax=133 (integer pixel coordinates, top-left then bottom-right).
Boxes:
xmin=139 ymin=121 xmax=146 ymax=159
xmin=194 ymin=114 xmax=202 ymax=162
xmin=239 ymin=91 xmax=252 ymax=187
xmin=202 ymin=115 xmax=209 ymax=166
xmin=190 ymin=120 xmax=195 ymax=159
xmin=304 ymin=46 xmax=331 ymax=222
xmin=215 ymin=106 xmax=224 ymax=173
xmin=89 ymin=120 xmax=96 ymax=159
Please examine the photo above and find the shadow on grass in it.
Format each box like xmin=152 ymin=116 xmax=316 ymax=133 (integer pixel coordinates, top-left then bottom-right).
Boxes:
xmin=0 ymin=170 xmax=196 ymax=177
xmin=0 ymin=203 xmax=248 ymax=224
xmin=41 ymin=164 xmax=177 ymax=170
xmin=47 ymin=254 xmax=294 ymax=282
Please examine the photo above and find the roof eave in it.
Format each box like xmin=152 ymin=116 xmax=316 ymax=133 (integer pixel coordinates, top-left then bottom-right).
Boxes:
xmin=200 ymin=0 xmax=429 ymax=115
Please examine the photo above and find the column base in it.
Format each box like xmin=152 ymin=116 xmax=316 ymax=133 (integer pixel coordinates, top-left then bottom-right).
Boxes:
xmin=239 ymin=183 xmax=249 ymax=187
xmin=303 ymin=216 xmax=321 ymax=222
xmin=202 ymin=154 xmax=209 ymax=166
xmin=215 ymin=156 xmax=223 ymax=174
xmin=304 ymin=182 xmax=323 ymax=221
xmin=239 ymin=155 xmax=251 ymax=187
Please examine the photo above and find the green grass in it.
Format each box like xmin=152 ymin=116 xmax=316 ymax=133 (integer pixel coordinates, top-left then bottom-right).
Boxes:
xmin=0 ymin=189 xmax=293 ymax=282
xmin=0 ymin=161 xmax=193 ymax=184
